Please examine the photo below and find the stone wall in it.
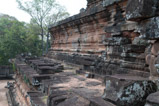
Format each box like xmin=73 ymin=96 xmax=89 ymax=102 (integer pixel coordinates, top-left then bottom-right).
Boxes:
xmin=48 ymin=0 xmax=147 ymax=77
xmin=0 ymin=65 xmax=13 ymax=78
xmin=11 ymin=0 xmax=159 ymax=106
xmin=48 ymin=0 xmax=159 ymax=79
xmin=47 ymin=0 xmax=159 ymax=105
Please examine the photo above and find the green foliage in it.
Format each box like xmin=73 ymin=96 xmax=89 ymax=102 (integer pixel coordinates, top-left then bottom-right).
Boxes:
xmin=16 ymin=0 xmax=70 ymax=54
xmin=25 ymin=22 xmax=43 ymax=56
xmin=12 ymin=63 xmax=16 ymax=72
xmin=0 ymin=0 xmax=70 ymax=65
xmin=24 ymin=74 xmax=29 ymax=84
xmin=0 ymin=14 xmax=42 ymax=65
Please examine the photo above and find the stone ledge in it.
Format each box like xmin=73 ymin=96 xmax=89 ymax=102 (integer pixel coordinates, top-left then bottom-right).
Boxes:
xmin=49 ymin=0 xmax=126 ymax=29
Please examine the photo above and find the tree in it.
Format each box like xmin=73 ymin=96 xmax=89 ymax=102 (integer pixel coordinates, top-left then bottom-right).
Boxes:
xmin=16 ymin=0 xmax=69 ymax=55
xmin=25 ymin=21 xmax=43 ymax=56
xmin=44 ymin=7 xmax=69 ymax=53
xmin=0 ymin=14 xmax=42 ymax=65
xmin=0 ymin=15 xmax=27 ymax=64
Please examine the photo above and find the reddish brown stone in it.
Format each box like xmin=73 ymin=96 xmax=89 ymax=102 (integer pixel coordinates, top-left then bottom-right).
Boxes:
xmin=151 ymin=40 xmax=159 ymax=56
xmin=146 ymin=54 xmax=151 ymax=65
xmin=149 ymin=55 xmax=159 ymax=77
xmin=122 ymin=31 xmax=131 ymax=38
xmin=130 ymin=32 xmax=140 ymax=40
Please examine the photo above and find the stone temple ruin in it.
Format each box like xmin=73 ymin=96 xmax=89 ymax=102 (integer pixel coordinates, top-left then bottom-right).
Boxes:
xmin=6 ymin=0 xmax=159 ymax=106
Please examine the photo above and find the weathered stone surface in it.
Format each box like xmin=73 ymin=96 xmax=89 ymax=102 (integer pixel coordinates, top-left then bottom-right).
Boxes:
xmin=103 ymin=75 xmax=157 ymax=106
xmin=126 ymin=0 xmax=159 ymax=21
xmin=48 ymin=0 xmax=150 ymax=78
xmin=12 ymin=0 xmax=159 ymax=106
xmin=146 ymin=54 xmax=151 ymax=65
xmin=149 ymin=55 xmax=159 ymax=77
xmin=154 ymin=55 xmax=159 ymax=75
xmin=46 ymin=72 xmax=106 ymax=106
xmin=27 ymin=92 xmax=46 ymax=106
xmin=14 ymin=55 xmax=65 ymax=87
xmin=13 ymin=54 xmax=111 ymax=106
xmin=145 ymin=91 xmax=159 ymax=106
xmin=151 ymin=41 xmax=159 ymax=56
xmin=89 ymin=97 xmax=115 ymax=106
xmin=132 ymin=37 xmax=148 ymax=45
xmin=103 ymin=0 xmax=122 ymax=7
xmin=104 ymin=37 xmax=131 ymax=46
xmin=37 ymin=65 xmax=63 ymax=74
xmin=140 ymin=17 xmax=159 ymax=39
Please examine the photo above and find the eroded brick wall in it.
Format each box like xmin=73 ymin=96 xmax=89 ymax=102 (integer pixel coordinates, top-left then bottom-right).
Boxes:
xmin=48 ymin=0 xmax=159 ymax=78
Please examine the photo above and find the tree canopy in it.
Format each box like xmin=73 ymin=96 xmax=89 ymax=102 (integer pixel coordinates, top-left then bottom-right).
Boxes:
xmin=16 ymin=0 xmax=69 ymax=54
xmin=0 ymin=14 xmax=42 ymax=65
xmin=0 ymin=0 xmax=70 ymax=65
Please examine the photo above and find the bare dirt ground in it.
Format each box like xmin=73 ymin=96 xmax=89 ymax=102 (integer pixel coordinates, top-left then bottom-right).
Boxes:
xmin=0 ymin=79 xmax=13 ymax=106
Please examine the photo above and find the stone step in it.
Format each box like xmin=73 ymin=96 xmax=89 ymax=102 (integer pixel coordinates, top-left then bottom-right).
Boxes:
xmin=77 ymin=67 xmax=150 ymax=83
xmin=116 ymin=68 xmax=150 ymax=78
xmin=37 ymin=65 xmax=63 ymax=74
xmin=120 ymin=61 xmax=146 ymax=70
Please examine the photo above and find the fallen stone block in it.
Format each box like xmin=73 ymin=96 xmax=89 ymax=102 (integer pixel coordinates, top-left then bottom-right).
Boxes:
xmin=47 ymin=90 xmax=68 ymax=106
xmin=103 ymin=74 xmax=157 ymax=106
xmin=145 ymin=91 xmax=159 ymax=106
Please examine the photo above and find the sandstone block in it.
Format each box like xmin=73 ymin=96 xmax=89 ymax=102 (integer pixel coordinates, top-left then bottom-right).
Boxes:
xmin=149 ymin=55 xmax=159 ymax=77
xmin=126 ymin=0 xmax=159 ymax=21
xmin=103 ymin=75 xmax=157 ymax=106
xmin=140 ymin=17 xmax=159 ymax=39
xmin=155 ymin=55 xmax=159 ymax=64
xmin=89 ymin=97 xmax=115 ymax=106
xmin=132 ymin=37 xmax=148 ymax=45
xmin=103 ymin=0 xmax=122 ymax=7
xmin=151 ymin=40 xmax=159 ymax=56
xmin=104 ymin=37 xmax=131 ymax=46
xmin=146 ymin=91 xmax=159 ymax=106
xmin=144 ymin=45 xmax=152 ymax=57
xmin=154 ymin=56 xmax=159 ymax=74
xmin=145 ymin=54 xmax=151 ymax=65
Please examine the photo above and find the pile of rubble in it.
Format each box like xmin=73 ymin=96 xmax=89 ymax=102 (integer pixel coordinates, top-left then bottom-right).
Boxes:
xmin=11 ymin=55 xmax=117 ymax=106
